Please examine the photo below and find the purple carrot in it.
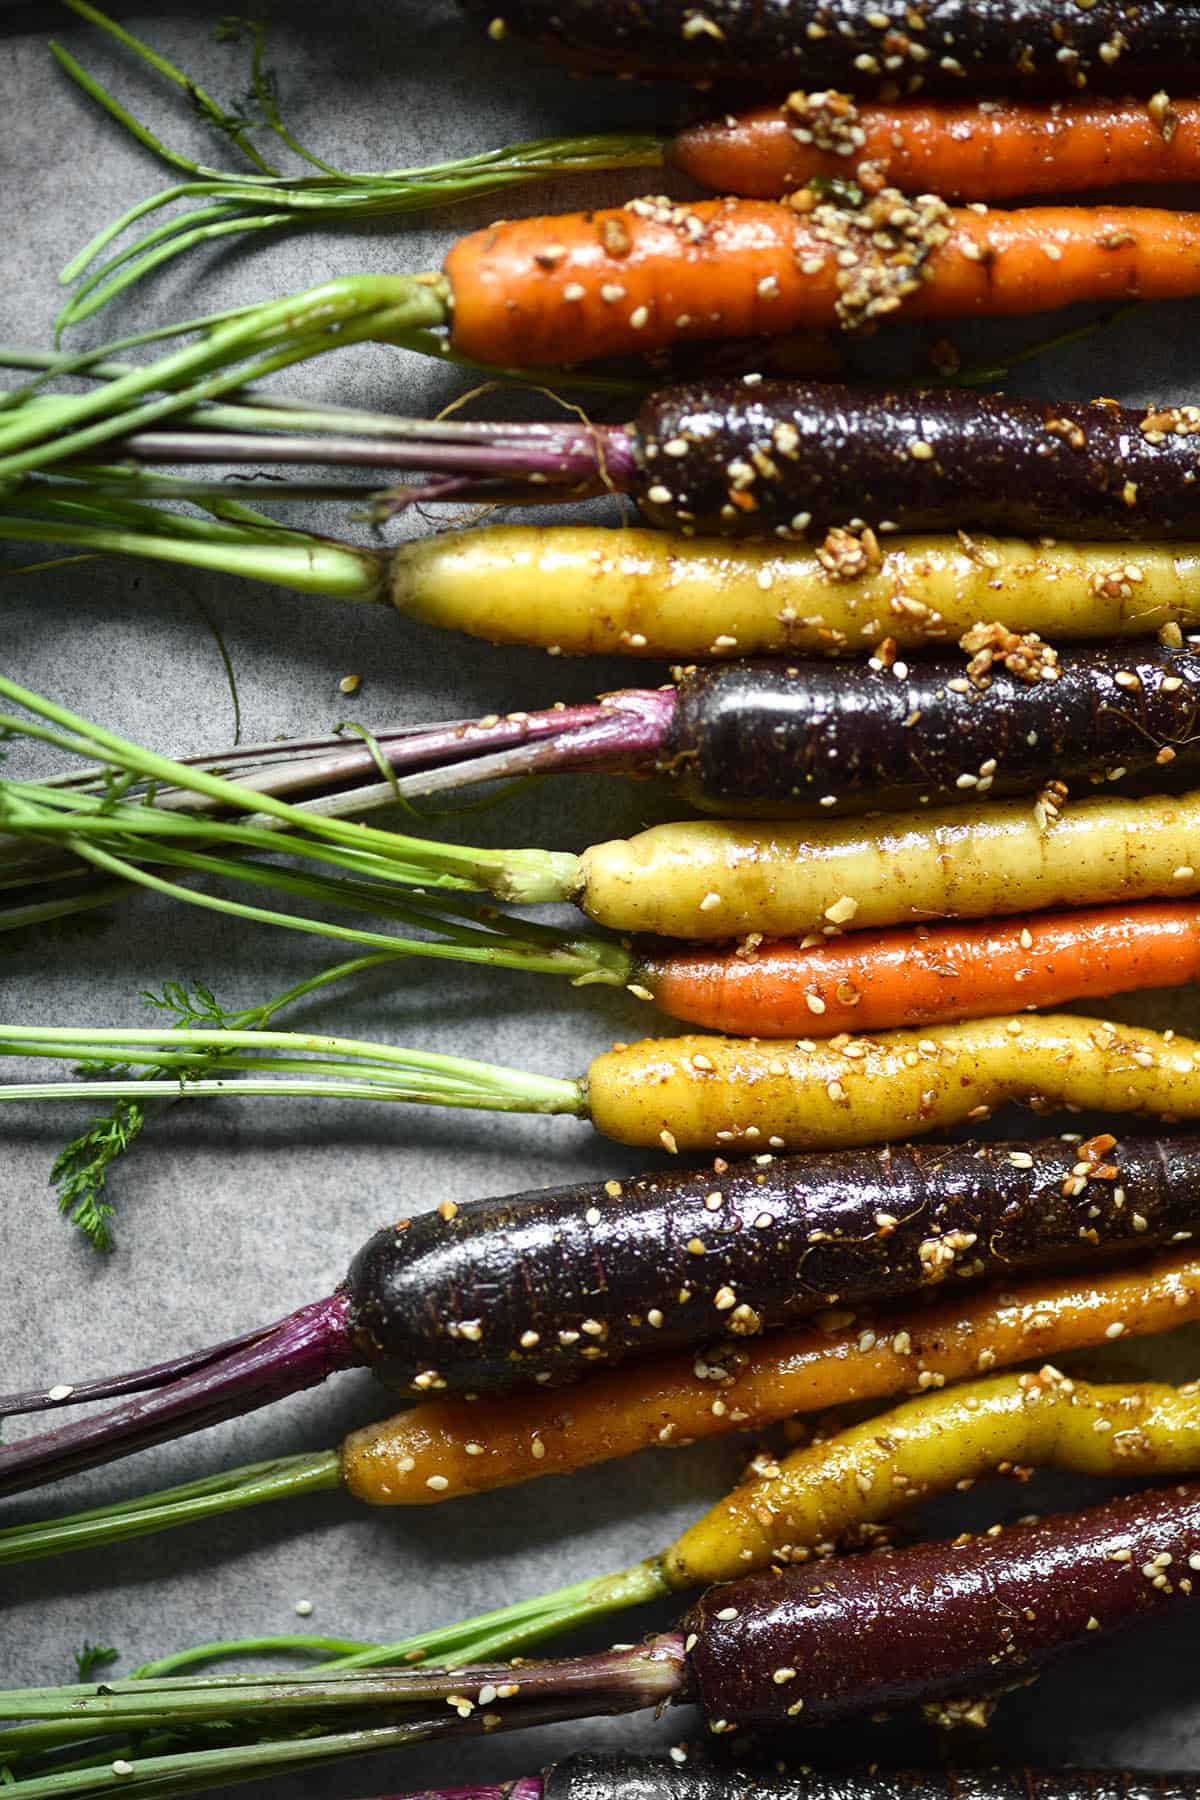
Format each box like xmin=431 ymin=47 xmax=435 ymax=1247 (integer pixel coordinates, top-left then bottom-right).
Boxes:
xmin=98 ymin=378 xmax=1200 ymax=542
xmin=5 ymin=1129 xmax=1200 ymax=1500
xmin=372 ymin=1761 xmax=1200 ymax=1800
xmin=29 ymin=640 xmax=1200 ymax=833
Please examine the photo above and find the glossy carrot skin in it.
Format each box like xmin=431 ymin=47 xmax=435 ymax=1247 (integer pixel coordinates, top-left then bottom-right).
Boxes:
xmin=638 ymin=902 xmax=1200 ymax=1037
xmin=352 ymin=1130 xmax=1200 ymax=1388
xmin=340 ymin=1250 xmax=1200 ymax=1505
xmin=446 ymin=200 xmax=1200 ymax=366
xmin=475 ymin=1762 xmax=1200 ymax=1800
xmin=683 ymin=1480 xmax=1200 ymax=1731
xmin=672 ymin=98 xmax=1200 ymax=204
xmin=464 ymin=0 xmax=1196 ymax=96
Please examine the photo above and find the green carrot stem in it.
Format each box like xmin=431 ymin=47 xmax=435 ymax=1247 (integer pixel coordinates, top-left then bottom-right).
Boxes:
xmin=0 ymin=882 xmax=131 ymax=933
xmin=0 ymin=1025 xmax=588 ymax=1115
xmin=0 ymin=674 xmax=583 ymax=903
xmin=0 ymin=1720 xmax=447 ymax=1799
xmin=0 ymin=1453 xmax=341 ymax=1567
xmin=0 ymin=276 xmax=451 ymax=478
xmin=56 ymin=0 xmax=281 ymax=175
xmin=131 ymin=1636 xmax=377 ymax=1680
xmin=0 ymin=506 xmax=383 ymax=598
xmin=50 ymin=3 xmax=660 ymax=328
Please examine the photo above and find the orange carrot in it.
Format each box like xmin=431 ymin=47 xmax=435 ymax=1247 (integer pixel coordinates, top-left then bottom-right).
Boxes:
xmin=671 ymin=96 xmax=1200 ymax=204
xmin=445 ymin=197 xmax=1200 ymax=365
xmin=638 ymin=901 xmax=1200 ymax=1038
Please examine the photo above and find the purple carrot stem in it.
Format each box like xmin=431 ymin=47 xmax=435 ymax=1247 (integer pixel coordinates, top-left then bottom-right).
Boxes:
xmin=360 ymin=1780 xmax=525 ymax=1799
xmin=0 ymin=1320 xmax=284 ymax=1418
xmin=96 ymin=421 xmax=639 ymax=496
xmin=0 ymin=1291 xmax=356 ymax=1501
xmin=17 ymin=694 xmax=678 ymax=838
xmin=390 ymin=688 xmax=677 ymax=800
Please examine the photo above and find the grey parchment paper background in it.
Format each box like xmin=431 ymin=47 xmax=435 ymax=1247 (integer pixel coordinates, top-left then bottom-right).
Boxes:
xmin=7 ymin=4 xmax=1200 ymax=1791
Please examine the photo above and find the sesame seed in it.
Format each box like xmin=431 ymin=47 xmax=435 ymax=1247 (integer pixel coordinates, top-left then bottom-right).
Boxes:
xmin=648 ymin=1307 xmax=664 ymax=1328
xmin=531 ymin=1437 xmax=546 ymax=1459
xmin=294 ymin=1599 xmax=314 ymax=1617
xmin=824 ymin=894 xmax=859 ymax=924
xmin=1106 ymin=1321 xmax=1126 ymax=1339
xmin=716 ymin=1606 xmax=740 ymax=1620
xmin=426 ymin=1474 xmax=450 ymax=1491
xmin=699 ymin=891 xmax=723 ymax=912
xmin=562 ymin=282 xmax=586 ymax=302
xmin=600 ymin=283 xmax=626 ymax=303
xmin=520 ymin=1330 xmax=540 ymax=1348
xmin=647 ymin=484 xmax=674 ymax=505
xmin=465 ymin=1442 xmax=485 ymax=1456
xmin=47 ymin=1383 xmax=74 ymax=1402
xmin=111 ymin=1763 xmax=134 ymax=1778
xmin=630 ymin=305 xmax=650 ymax=329
xmin=714 ymin=1285 xmax=737 ymax=1310
xmin=773 ymin=1666 xmax=798 ymax=1684
xmin=661 ymin=1129 xmax=679 ymax=1154
xmin=586 ymin=1206 xmax=602 ymax=1226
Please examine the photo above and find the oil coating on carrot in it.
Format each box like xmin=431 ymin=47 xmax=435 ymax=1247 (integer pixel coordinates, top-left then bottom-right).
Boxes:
xmin=444 ymin=198 xmax=1200 ymax=365
xmin=671 ymin=97 xmax=1200 ymax=204
xmin=638 ymin=903 xmax=1200 ymax=1037
xmin=389 ymin=526 xmax=1200 ymax=660
xmin=585 ymin=1016 xmax=1200 ymax=1153
xmin=578 ymin=792 xmax=1200 ymax=941
xmin=668 ymin=1369 xmax=1200 ymax=1587
xmin=338 ymin=1249 xmax=1200 ymax=1507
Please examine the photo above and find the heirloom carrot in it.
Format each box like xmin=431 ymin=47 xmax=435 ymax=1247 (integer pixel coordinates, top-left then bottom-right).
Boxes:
xmin=4 ymin=1249 xmax=1199 ymax=1559
xmin=9 ymin=1010 xmax=1200 ymax=1155
xmin=672 ymin=95 xmax=1200 ymax=204
xmin=442 ymin=197 xmax=1200 ymax=366
xmin=465 ymin=0 xmax=1199 ymax=95
xmin=639 ymin=902 xmax=1200 ymax=1037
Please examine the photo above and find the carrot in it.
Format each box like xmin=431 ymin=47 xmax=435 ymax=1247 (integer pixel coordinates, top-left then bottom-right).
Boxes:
xmin=390 ymin=526 xmax=1200 ymax=660
xmin=672 ymin=95 xmax=1200 ymax=205
xmin=575 ymin=791 xmax=1200 ymax=941
xmin=639 ymin=901 xmax=1200 ymax=1037
xmin=583 ymin=1015 xmax=1200 ymax=1153
xmin=671 ymin=1367 xmax=1200 ymax=1586
xmin=444 ymin=198 xmax=1200 ymax=365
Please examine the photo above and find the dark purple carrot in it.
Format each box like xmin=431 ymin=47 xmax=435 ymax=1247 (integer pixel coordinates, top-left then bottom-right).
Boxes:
xmin=168 ymin=381 xmax=1200 ymax=546
xmin=682 ymin=1479 xmax=1200 ymax=1732
xmin=378 ymin=1760 xmax=1200 ymax=1800
xmin=463 ymin=0 xmax=1198 ymax=94
xmin=3 ymin=1130 xmax=1199 ymax=1499
xmin=77 ymin=646 xmax=1200 ymax=823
